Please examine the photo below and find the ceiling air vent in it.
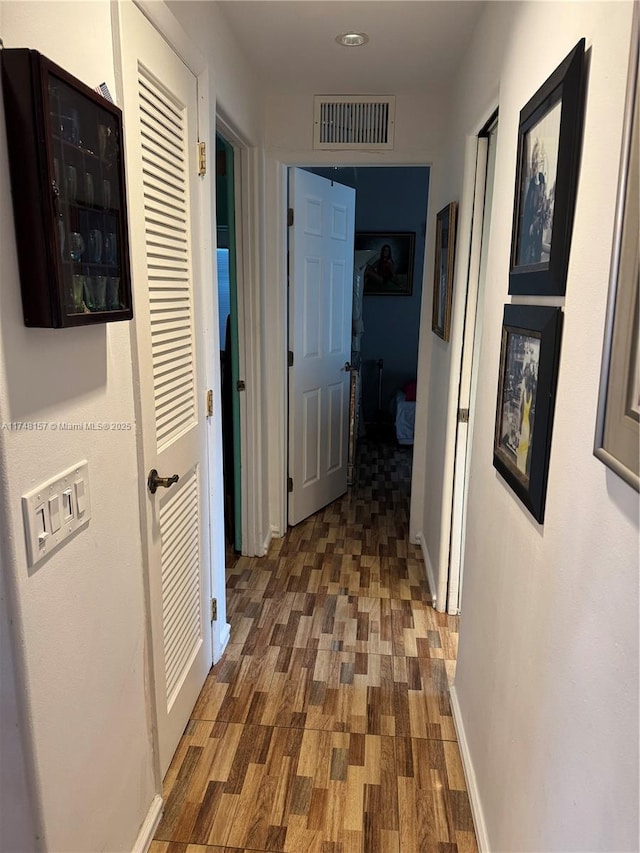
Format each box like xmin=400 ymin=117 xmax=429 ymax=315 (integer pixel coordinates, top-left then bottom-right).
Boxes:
xmin=313 ymin=95 xmax=396 ymax=150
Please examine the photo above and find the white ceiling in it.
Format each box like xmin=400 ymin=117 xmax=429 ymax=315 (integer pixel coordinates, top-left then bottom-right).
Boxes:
xmin=215 ymin=1 xmax=486 ymax=95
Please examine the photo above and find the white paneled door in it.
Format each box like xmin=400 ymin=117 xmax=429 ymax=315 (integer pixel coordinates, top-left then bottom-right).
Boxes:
xmin=119 ymin=3 xmax=212 ymax=776
xmin=288 ymin=169 xmax=355 ymax=526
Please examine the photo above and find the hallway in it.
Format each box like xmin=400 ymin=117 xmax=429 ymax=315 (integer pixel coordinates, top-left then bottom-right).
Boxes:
xmin=150 ymin=441 xmax=478 ymax=852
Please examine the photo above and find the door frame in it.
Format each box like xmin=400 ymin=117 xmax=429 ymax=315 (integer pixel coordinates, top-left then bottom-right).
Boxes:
xmin=111 ymin=0 xmax=225 ymax=786
xmin=215 ymin=113 xmax=266 ymax=558
xmin=446 ymin=111 xmax=498 ymax=614
xmin=264 ymin=156 xmax=434 ymax=540
xmin=216 ymin=131 xmax=243 ymax=552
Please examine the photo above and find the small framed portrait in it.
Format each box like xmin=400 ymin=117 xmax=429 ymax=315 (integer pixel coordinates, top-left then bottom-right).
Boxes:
xmin=431 ymin=202 xmax=458 ymax=341
xmin=355 ymin=232 xmax=415 ymax=296
xmin=594 ymin=11 xmax=639 ymax=491
xmin=509 ymin=38 xmax=586 ymax=295
xmin=493 ymin=304 xmax=563 ymax=523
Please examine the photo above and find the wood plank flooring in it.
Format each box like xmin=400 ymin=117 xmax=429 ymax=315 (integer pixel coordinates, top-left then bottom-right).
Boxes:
xmin=151 ymin=441 xmax=478 ymax=853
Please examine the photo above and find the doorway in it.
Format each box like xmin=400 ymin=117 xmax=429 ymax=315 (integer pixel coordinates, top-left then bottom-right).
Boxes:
xmin=216 ymin=133 xmax=242 ymax=553
xmin=299 ymin=165 xmax=430 ymax=501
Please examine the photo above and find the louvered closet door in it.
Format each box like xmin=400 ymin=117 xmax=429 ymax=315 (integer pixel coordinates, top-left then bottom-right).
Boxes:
xmin=119 ymin=2 xmax=212 ymax=776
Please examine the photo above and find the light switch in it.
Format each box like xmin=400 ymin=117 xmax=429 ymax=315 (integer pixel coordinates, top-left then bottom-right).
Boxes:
xmin=62 ymin=489 xmax=73 ymax=520
xmin=36 ymin=505 xmax=47 ymax=548
xmin=74 ymin=479 xmax=86 ymax=515
xmin=48 ymin=495 xmax=61 ymax=533
xmin=22 ymin=461 xmax=90 ymax=568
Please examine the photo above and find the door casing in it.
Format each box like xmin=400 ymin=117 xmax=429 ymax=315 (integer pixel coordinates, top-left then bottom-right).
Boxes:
xmin=447 ymin=114 xmax=498 ymax=614
xmin=264 ymin=157 xmax=433 ymax=542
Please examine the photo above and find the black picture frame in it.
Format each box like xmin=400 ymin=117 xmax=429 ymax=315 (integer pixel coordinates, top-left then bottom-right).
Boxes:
xmin=493 ymin=305 xmax=563 ymax=523
xmin=432 ymin=202 xmax=458 ymax=341
xmin=509 ymin=38 xmax=586 ymax=296
xmin=355 ymin=232 xmax=415 ymax=296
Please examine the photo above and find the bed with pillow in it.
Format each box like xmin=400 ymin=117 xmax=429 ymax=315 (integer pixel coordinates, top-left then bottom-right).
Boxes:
xmin=395 ymin=381 xmax=416 ymax=445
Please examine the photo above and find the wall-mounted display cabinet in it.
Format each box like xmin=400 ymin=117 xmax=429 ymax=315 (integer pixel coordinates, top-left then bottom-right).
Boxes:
xmin=1 ymin=49 xmax=133 ymax=327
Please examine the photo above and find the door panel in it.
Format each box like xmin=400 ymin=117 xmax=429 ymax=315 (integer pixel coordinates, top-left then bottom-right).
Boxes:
xmin=288 ymin=169 xmax=355 ymax=526
xmin=327 ymin=382 xmax=344 ymax=472
xmin=119 ymin=2 xmax=211 ymax=776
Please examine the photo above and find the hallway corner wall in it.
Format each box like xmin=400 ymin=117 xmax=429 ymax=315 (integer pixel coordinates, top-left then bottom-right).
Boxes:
xmin=166 ymin=0 xmax=264 ymax=148
xmin=0 ymin=538 xmax=41 ymax=851
xmin=427 ymin=2 xmax=639 ymax=851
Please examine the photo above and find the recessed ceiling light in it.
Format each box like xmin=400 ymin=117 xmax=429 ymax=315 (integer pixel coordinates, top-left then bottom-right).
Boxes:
xmin=336 ymin=32 xmax=369 ymax=47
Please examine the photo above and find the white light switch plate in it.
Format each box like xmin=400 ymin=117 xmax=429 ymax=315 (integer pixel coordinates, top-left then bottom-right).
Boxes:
xmin=22 ymin=461 xmax=91 ymax=568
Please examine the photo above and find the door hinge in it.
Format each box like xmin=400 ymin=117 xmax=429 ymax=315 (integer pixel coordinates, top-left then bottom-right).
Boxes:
xmin=458 ymin=408 xmax=470 ymax=423
xmin=287 ymin=207 xmax=294 ymax=227
xmin=287 ymin=477 xmax=293 ymax=493
xmin=237 ymin=380 xmax=246 ymax=392
xmin=206 ymin=389 xmax=213 ymax=417
xmin=210 ymin=598 xmax=217 ymax=622
xmin=288 ymin=350 xmax=294 ymax=367
xmin=198 ymin=141 xmax=206 ymax=176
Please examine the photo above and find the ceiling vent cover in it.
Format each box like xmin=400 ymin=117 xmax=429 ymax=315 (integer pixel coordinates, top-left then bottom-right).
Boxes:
xmin=313 ymin=95 xmax=396 ymax=150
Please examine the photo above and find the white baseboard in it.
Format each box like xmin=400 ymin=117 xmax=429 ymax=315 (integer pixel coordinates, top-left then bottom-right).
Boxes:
xmin=131 ymin=794 xmax=163 ymax=853
xmin=213 ymin=621 xmax=231 ymax=664
xmin=449 ymin=685 xmax=490 ymax=853
xmin=415 ymin=532 xmax=437 ymax=606
xmin=261 ymin=526 xmax=277 ymax=556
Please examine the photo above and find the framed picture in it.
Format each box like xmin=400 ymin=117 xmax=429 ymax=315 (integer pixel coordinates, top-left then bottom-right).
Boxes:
xmin=355 ymin=232 xmax=415 ymax=296
xmin=431 ymin=202 xmax=458 ymax=341
xmin=594 ymin=10 xmax=639 ymax=491
xmin=509 ymin=38 xmax=586 ymax=295
xmin=493 ymin=305 xmax=563 ymax=523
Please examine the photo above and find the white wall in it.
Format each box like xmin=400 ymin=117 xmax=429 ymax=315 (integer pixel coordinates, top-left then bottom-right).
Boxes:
xmin=412 ymin=3 xmax=519 ymax=606
xmin=0 ymin=3 xmax=155 ymax=849
xmin=166 ymin=0 xmax=263 ymax=145
xmin=0 ymin=533 xmax=41 ymax=852
xmin=0 ymin=17 xmax=39 ymax=849
xmin=442 ymin=3 xmax=639 ymax=851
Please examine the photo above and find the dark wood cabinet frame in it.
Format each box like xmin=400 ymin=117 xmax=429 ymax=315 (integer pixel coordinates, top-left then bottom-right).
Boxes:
xmin=1 ymin=49 xmax=133 ymax=327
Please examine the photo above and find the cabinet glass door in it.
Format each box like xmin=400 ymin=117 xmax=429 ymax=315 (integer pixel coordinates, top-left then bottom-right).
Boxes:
xmin=47 ymin=72 xmax=126 ymax=318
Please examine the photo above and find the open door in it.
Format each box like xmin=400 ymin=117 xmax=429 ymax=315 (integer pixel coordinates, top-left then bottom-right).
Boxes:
xmin=119 ymin=3 xmax=212 ymax=775
xmin=288 ymin=168 xmax=356 ymax=526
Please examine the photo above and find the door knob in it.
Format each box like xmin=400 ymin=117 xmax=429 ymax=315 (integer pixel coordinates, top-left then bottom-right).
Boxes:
xmin=344 ymin=361 xmax=353 ymax=371
xmin=147 ymin=469 xmax=179 ymax=494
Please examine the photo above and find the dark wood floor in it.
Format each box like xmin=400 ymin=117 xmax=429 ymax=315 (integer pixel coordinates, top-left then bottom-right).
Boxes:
xmin=151 ymin=440 xmax=478 ymax=853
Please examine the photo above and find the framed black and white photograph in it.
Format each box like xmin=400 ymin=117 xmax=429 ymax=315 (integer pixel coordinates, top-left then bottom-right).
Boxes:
xmin=594 ymin=10 xmax=639 ymax=491
xmin=509 ymin=38 xmax=586 ymax=296
xmin=432 ymin=202 xmax=458 ymax=341
xmin=355 ymin=232 xmax=415 ymax=296
xmin=493 ymin=304 xmax=563 ymax=523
